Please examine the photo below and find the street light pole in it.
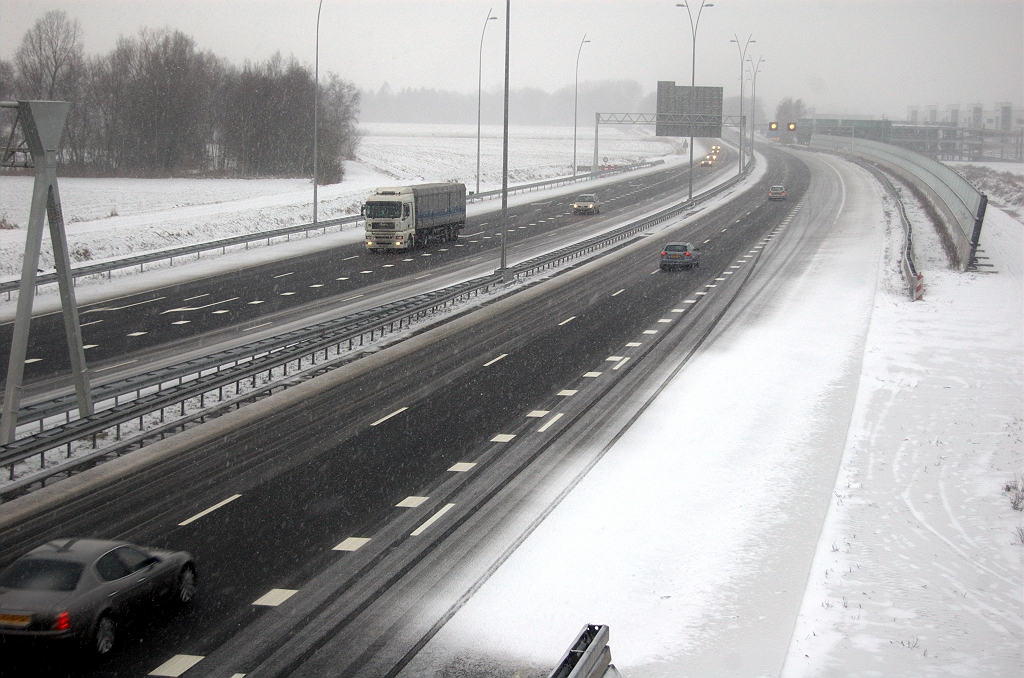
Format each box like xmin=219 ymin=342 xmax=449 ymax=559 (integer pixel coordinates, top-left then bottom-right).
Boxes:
xmin=676 ymin=1 xmax=713 ymax=202
xmin=500 ymin=0 xmax=510 ymax=280
xmin=572 ymin=34 xmax=590 ymax=179
xmin=747 ymin=55 xmax=764 ymax=161
xmin=314 ymin=0 xmax=324 ymax=225
xmin=730 ymin=34 xmax=754 ymax=175
xmin=477 ymin=9 xmax=496 ymax=196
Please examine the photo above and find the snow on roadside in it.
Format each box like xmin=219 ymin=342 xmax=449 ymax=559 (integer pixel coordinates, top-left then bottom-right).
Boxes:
xmin=781 ymin=204 xmax=1023 ymax=676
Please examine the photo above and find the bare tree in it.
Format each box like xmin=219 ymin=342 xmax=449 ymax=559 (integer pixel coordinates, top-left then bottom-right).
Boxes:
xmin=14 ymin=10 xmax=84 ymax=100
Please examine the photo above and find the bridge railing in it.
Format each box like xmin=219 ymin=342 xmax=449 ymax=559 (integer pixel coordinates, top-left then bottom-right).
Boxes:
xmin=809 ymin=133 xmax=987 ymax=270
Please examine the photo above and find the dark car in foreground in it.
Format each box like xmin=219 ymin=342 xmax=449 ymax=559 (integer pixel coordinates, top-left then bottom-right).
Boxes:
xmin=0 ymin=538 xmax=196 ymax=657
xmin=660 ymin=242 xmax=700 ymax=270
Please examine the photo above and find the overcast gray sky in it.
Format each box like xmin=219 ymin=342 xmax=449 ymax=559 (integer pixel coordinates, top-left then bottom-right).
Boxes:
xmin=2 ymin=0 xmax=1021 ymax=119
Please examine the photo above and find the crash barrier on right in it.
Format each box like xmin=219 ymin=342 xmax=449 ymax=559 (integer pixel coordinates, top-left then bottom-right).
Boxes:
xmin=857 ymin=161 xmax=925 ymax=301
xmin=549 ymin=624 xmax=620 ymax=678
xmin=810 ymin=134 xmax=987 ymax=271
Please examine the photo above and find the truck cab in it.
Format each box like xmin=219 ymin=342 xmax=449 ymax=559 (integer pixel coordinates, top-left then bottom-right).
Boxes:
xmin=364 ymin=188 xmax=416 ymax=250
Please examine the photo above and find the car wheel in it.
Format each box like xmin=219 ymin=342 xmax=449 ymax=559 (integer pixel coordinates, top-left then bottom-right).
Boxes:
xmin=175 ymin=564 xmax=197 ymax=606
xmin=93 ymin=615 xmax=115 ymax=656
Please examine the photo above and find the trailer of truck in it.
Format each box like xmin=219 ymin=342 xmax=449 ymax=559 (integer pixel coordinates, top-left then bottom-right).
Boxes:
xmin=363 ymin=183 xmax=467 ymax=250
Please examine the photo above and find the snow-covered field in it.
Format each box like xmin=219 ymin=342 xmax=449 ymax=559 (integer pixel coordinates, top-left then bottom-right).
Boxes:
xmin=0 ymin=124 xmax=678 ymax=279
xmin=945 ymin=161 xmax=1024 ymax=213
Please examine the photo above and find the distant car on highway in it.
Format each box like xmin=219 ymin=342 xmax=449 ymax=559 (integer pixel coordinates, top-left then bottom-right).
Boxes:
xmin=0 ymin=538 xmax=196 ymax=657
xmin=768 ymin=185 xmax=787 ymax=200
xmin=660 ymin=242 xmax=700 ymax=270
xmin=711 ymin=144 xmax=721 ymax=154
xmin=572 ymin=194 xmax=600 ymax=214
xmin=700 ymin=155 xmax=714 ymax=166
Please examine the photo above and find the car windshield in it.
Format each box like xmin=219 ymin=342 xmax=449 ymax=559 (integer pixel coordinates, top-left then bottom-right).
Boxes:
xmin=365 ymin=201 xmax=402 ymax=219
xmin=664 ymin=244 xmax=687 ymax=252
xmin=0 ymin=559 xmax=84 ymax=591
xmin=771 ymin=186 xmax=784 ymax=191
xmin=576 ymin=195 xmax=595 ymax=202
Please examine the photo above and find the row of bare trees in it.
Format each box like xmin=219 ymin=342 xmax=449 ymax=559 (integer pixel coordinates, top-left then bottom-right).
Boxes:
xmin=1 ymin=11 xmax=359 ymax=183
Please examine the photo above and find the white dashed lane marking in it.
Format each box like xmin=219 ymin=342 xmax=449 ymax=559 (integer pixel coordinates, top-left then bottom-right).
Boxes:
xmin=612 ymin=289 xmax=625 ymax=296
xmin=557 ymin=389 xmax=578 ymax=396
xmin=558 ymin=316 xmax=576 ymax=326
xmin=491 ymin=434 xmax=516 ymax=443
xmin=127 ymin=331 xmax=147 ymax=337
xmin=179 ymin=494 xmax=242 ymax=526
xmin=396 ymin=496 xmax=429 ymax=508
xmin=371 ymin=407 xmax=408 ymax=426
xmin=342 ymin=255 xmax=359 ymax=261
xmin=537 ymin=413 xmax=564 ymax=432
xmin=272 ymin=272 xmax=293 ymax=279
xmin=80 ymin=319 xmax=103 ymax=327
xmin=527 ymin=410 xmax=549 ymax=418
xmin=82 ymin=296 xmax=166 ymax=314
xmin=584 ymin=372 xmax=602 ymax=378
xmin=626 ymin=342 xmax=641 ymax=347
xmin=606 ymin=356 xmax=624 ymax=362
xmin=148 ymin=655 xmax=205 ymax=677
xmin=253 ymin=589 xmax=297 ymax=607
xmin=333 ymin=537 xmax=371 ymax=551
xmin=448 ymin=462 xmax=476 ymax=472
xmin=643 ymin=330 xmax=658 ymax=334
xmin=162 ymin=297 xmax=239 ymax=314
xmin=613 ymin=357 xmax=630 ymax=370
xmin=411 ymin=504 xmax=455 ymax=536
xmin=483 ymin=354 xmax=508 ymax=367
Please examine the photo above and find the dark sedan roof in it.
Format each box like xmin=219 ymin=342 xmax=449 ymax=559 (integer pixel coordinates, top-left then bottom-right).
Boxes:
xmin=23 ymin=538 xmax=124 ymax=563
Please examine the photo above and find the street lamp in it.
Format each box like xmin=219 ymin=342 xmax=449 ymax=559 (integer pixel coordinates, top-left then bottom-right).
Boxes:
xmin=499 ymin=0 xmax=510 ymax=280
xmin=746 ymin=55 xmax=764 ymax=161
xmin=573 ymin=34 xmax=590 ymax=179
xmin=730 ymin=34 xmax=754 ymax=175
xmin=477 ymin=9 xmax=497 ymax=196
xmin=314 ymin=0 xmax=324 ymax=225
xmin=676 ymin=1 xmax=713 ymax=202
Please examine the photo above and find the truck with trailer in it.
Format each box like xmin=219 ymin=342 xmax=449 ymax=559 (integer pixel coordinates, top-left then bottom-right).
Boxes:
xmin=363 ymin=183 xmax=467 ymax=250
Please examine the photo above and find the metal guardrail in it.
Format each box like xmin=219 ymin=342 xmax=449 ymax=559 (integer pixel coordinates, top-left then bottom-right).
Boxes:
xmin=0 ymin=156 xmax=750 ymax=498
xmin=809 ymin=133 xmax=987 ymax=270
xmin=853 ymin=160 xmax=924 ymax=301
xmin=0 ymin=161 xmax=663 ymax=297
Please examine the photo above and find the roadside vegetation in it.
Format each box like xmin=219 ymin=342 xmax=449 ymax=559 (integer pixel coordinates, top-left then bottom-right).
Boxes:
xmin=0 ymin=10 xmax=359 ymax=184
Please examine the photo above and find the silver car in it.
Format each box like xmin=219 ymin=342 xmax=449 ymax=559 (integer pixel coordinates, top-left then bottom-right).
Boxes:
xmin=572 ymin=194 xmax=600 ymax=214
xmin=660 ymin=242 xmax=700 ymax=270
xmin=0 ymin=538 xmax=196 ymax=656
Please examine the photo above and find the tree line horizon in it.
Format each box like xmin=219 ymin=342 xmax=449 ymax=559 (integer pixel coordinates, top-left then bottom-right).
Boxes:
xmin=1 ymin=10 xmax=796 ymax=182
